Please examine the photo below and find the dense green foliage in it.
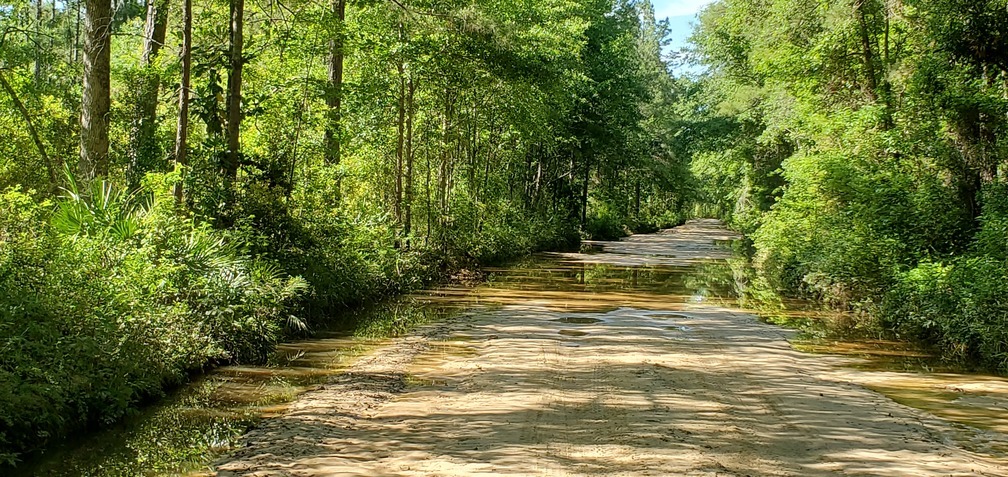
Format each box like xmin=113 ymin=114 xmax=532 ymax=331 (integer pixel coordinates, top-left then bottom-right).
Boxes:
xmin=0 ymin=0 xmax=690 ymax=464
xmin=0 ymin=182 xmax=307 ymax=463
xmin=681 ymin=0 xmax=1008 ymax=368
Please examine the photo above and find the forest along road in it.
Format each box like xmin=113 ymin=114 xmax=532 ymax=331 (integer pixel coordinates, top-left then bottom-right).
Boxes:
xmin=215 ymin=220 xmax=1006 ymax=476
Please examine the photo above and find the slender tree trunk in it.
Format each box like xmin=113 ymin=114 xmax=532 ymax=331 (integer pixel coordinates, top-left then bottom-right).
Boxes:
xmin=223 ymin=0 xmax=244 ymax=182
xmin=74 ymin=0 xmax=81 ymax=62
xmin=439 ymin=90 xmax=451 ymax=231
xmin=854 ymin=0 xmax=878 ymax=103
xmin=403 ymin=77 xmax=416 ymax=243
xmin=130 ymin=0 xmax=170 ymax=187
xmin=880 ymin=2 xmax=894 ymax=129
xmin=79 ymin=0 xmax=112 ymax=181
xmin=324 ymin=0 xmax=346 ymax=164
xmin=425 ymin=133 xmax=432 ymax=247
xmin=173 ymin=0 xmax=192 ymax=203
xmin=477 ymin=112 xmax=491 ymax=206
xmin=35 ymin=0 xmax=42 ymax=82
xmin=533 ymin=158 xmax=542 ymax=208
xmin=0 ymin=70 xmax=56 ymax=188
xmin=468 ymin=95 xmax=478 ymax=196
xmin=580 ymin=150 xmax=590 ymax=226
xmin=482 ymin=133 xmax=492 ymax=205
xmin=634 ymin=179 xmax=641 ymax=219
xmin=395 ymin=59 xmax=406 ymax=225
xmin=66 ymin=1 xmax=73 ymax=63
xmin=141 ymin=0 xmax=169 ymax=78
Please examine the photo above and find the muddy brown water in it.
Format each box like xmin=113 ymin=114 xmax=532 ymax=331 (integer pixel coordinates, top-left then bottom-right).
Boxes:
xmin=15 ymin=219 xmax=1008 ymax=476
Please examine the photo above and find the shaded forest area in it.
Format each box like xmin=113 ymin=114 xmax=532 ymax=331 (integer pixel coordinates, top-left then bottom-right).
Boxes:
xmin=0 ymin=0 xmax=690 ymax=464
xmin=684 ymin=1 xmax=1008 ymax=371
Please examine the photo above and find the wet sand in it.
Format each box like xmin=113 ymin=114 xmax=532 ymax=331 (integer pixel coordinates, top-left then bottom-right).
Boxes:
xmin=214 ymin=220 xmax=1008 ymax=476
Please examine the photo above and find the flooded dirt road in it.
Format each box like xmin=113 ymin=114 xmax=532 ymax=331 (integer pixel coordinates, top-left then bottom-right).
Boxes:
xmin=213 ymin=220 xmax=1008 ymax=476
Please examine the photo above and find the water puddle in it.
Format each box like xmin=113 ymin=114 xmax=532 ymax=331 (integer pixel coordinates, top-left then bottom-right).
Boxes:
xmin=12 ymin=297 xmax=456 ymax=477
xmin=794 ymin=337 xmax=931 ymax=359
xmin=795 ymin=338 xmax=1008 ymax=454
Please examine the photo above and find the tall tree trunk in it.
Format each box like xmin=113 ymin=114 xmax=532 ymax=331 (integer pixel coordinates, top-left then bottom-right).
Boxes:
xmin=173 ymin=0 xmax=192 ymax=203
xmin=35 ymin=0 xmax=42 ymax=82
xmin=854 ymin=0 xmax=879 ymax=103
xmin=481 ymin=129 xmax=493 ymax=210
xmin=580 ymin=150 xmax=590 ymax=227
xmin=404 ymin=77 xmax=415 ymax=243
xmin=439 ymin=90 xmax=451 ymax=231
xmin=130 ymin=0 xmax=170 ymax=187
xmin=468 ymin=95 xmax=477 ymax=196
xmin=79 ymin=0 xmax=112 ymax=181
xmin=66 ymin=0 xmax=72 ymax=63
xmin=141 ymin=0 xmax=169 ymax=90
xmin=0 ymin=70 xmax=57 ymax=188
xmin=634 ymin=179 xmax=641 ymax=219
xmin=425 ymin=132 xmax=432 ymax=247
xmin=880 ymin=2 xmax=894 ymax=129
xmin=395 ymin=59 xmax=406 ymax=225
xmin=223 ymin=0 xmax=244 ymax=182
xmin=324 ymin=0 xmax=346 ymax=164
xmin=74 ymin=0 xmax=81 ymax=62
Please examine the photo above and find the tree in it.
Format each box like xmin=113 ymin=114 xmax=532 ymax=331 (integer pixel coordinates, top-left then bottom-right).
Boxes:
xmin=0 ymin=69 xmax=56 ymax=188
xmin=79 ymin=0 xmax=112 ymax=181
xmin=223 ymin=0 xmax=244 ymax=184
xmin=173 ymin=0 xmax=192 ymax=202
xmin=324 ymin=0 xmax=346 ymax=165
xmin=129 ymin=0 xmax=170 ymax=187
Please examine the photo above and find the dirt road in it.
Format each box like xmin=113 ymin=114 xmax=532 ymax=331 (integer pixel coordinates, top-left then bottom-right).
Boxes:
xmin=215 ymin=220 xmax=1007 ymax=476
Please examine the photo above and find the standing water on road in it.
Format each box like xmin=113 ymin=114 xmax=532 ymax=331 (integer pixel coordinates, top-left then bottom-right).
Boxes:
xmin=18 ymin=220 xmax=1008 ymax=476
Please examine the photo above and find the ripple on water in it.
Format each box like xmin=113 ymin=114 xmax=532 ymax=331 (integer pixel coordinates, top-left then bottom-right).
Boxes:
xmin=552 ymin=317 xmax=604 ymax=324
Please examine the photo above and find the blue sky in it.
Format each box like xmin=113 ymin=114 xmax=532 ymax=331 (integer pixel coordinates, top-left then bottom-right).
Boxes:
xmin=650 ymin=0 xmax=713 ymax=72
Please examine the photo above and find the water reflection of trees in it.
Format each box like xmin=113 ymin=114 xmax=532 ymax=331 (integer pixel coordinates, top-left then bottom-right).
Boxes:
xmin=344 ymin=297 xmax=457 ymax=339
xmin=483 ymin=257 xmax=769 ymax=303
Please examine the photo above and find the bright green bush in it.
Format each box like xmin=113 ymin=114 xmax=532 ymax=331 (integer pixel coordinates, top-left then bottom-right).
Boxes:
xmin=585 ymin=204 xmax=629 ymax=241
xmin=752 ymin=128 xmax=970 ymax=308
xmin=445 ymin=199 xmax=579 ymax=265
xmin=0 ymin=182 xmax=306 ymax=464
xmin=975 ymin=183 xmax=1008 ymax=261
xmin=882 ymin=184 xmax=1008 ymax=371
xmin=883 ymin=257 xmax=1008 ymax=370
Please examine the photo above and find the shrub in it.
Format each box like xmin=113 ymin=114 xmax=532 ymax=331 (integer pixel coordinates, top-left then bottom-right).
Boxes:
xmin=0 ymin=181 xmax=306 ymax=463
xmin=882 ymin=185 xmax=1008 ymax=371
xmin=883 ymin=258 xmax=1008 ymax=370
xmin=585 ymin=205 xmax=628 ymax=241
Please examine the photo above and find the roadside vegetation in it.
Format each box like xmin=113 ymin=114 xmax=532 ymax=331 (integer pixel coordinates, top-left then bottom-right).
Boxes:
xmin=678 ymin=0 xmax=1008 ymax=371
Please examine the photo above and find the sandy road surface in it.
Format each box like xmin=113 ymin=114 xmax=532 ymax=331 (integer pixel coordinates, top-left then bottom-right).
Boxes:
xmin=216 ymin=220 xmax=1007 ymax=476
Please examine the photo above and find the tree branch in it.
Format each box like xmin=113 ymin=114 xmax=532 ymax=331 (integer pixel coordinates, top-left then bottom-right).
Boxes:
xmin=0 ymin=68 xmax=57 ymax=189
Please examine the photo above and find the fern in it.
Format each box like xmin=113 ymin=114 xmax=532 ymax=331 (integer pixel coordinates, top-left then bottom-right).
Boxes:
xmin=51 ymin=171 xmax=152 ymax=241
